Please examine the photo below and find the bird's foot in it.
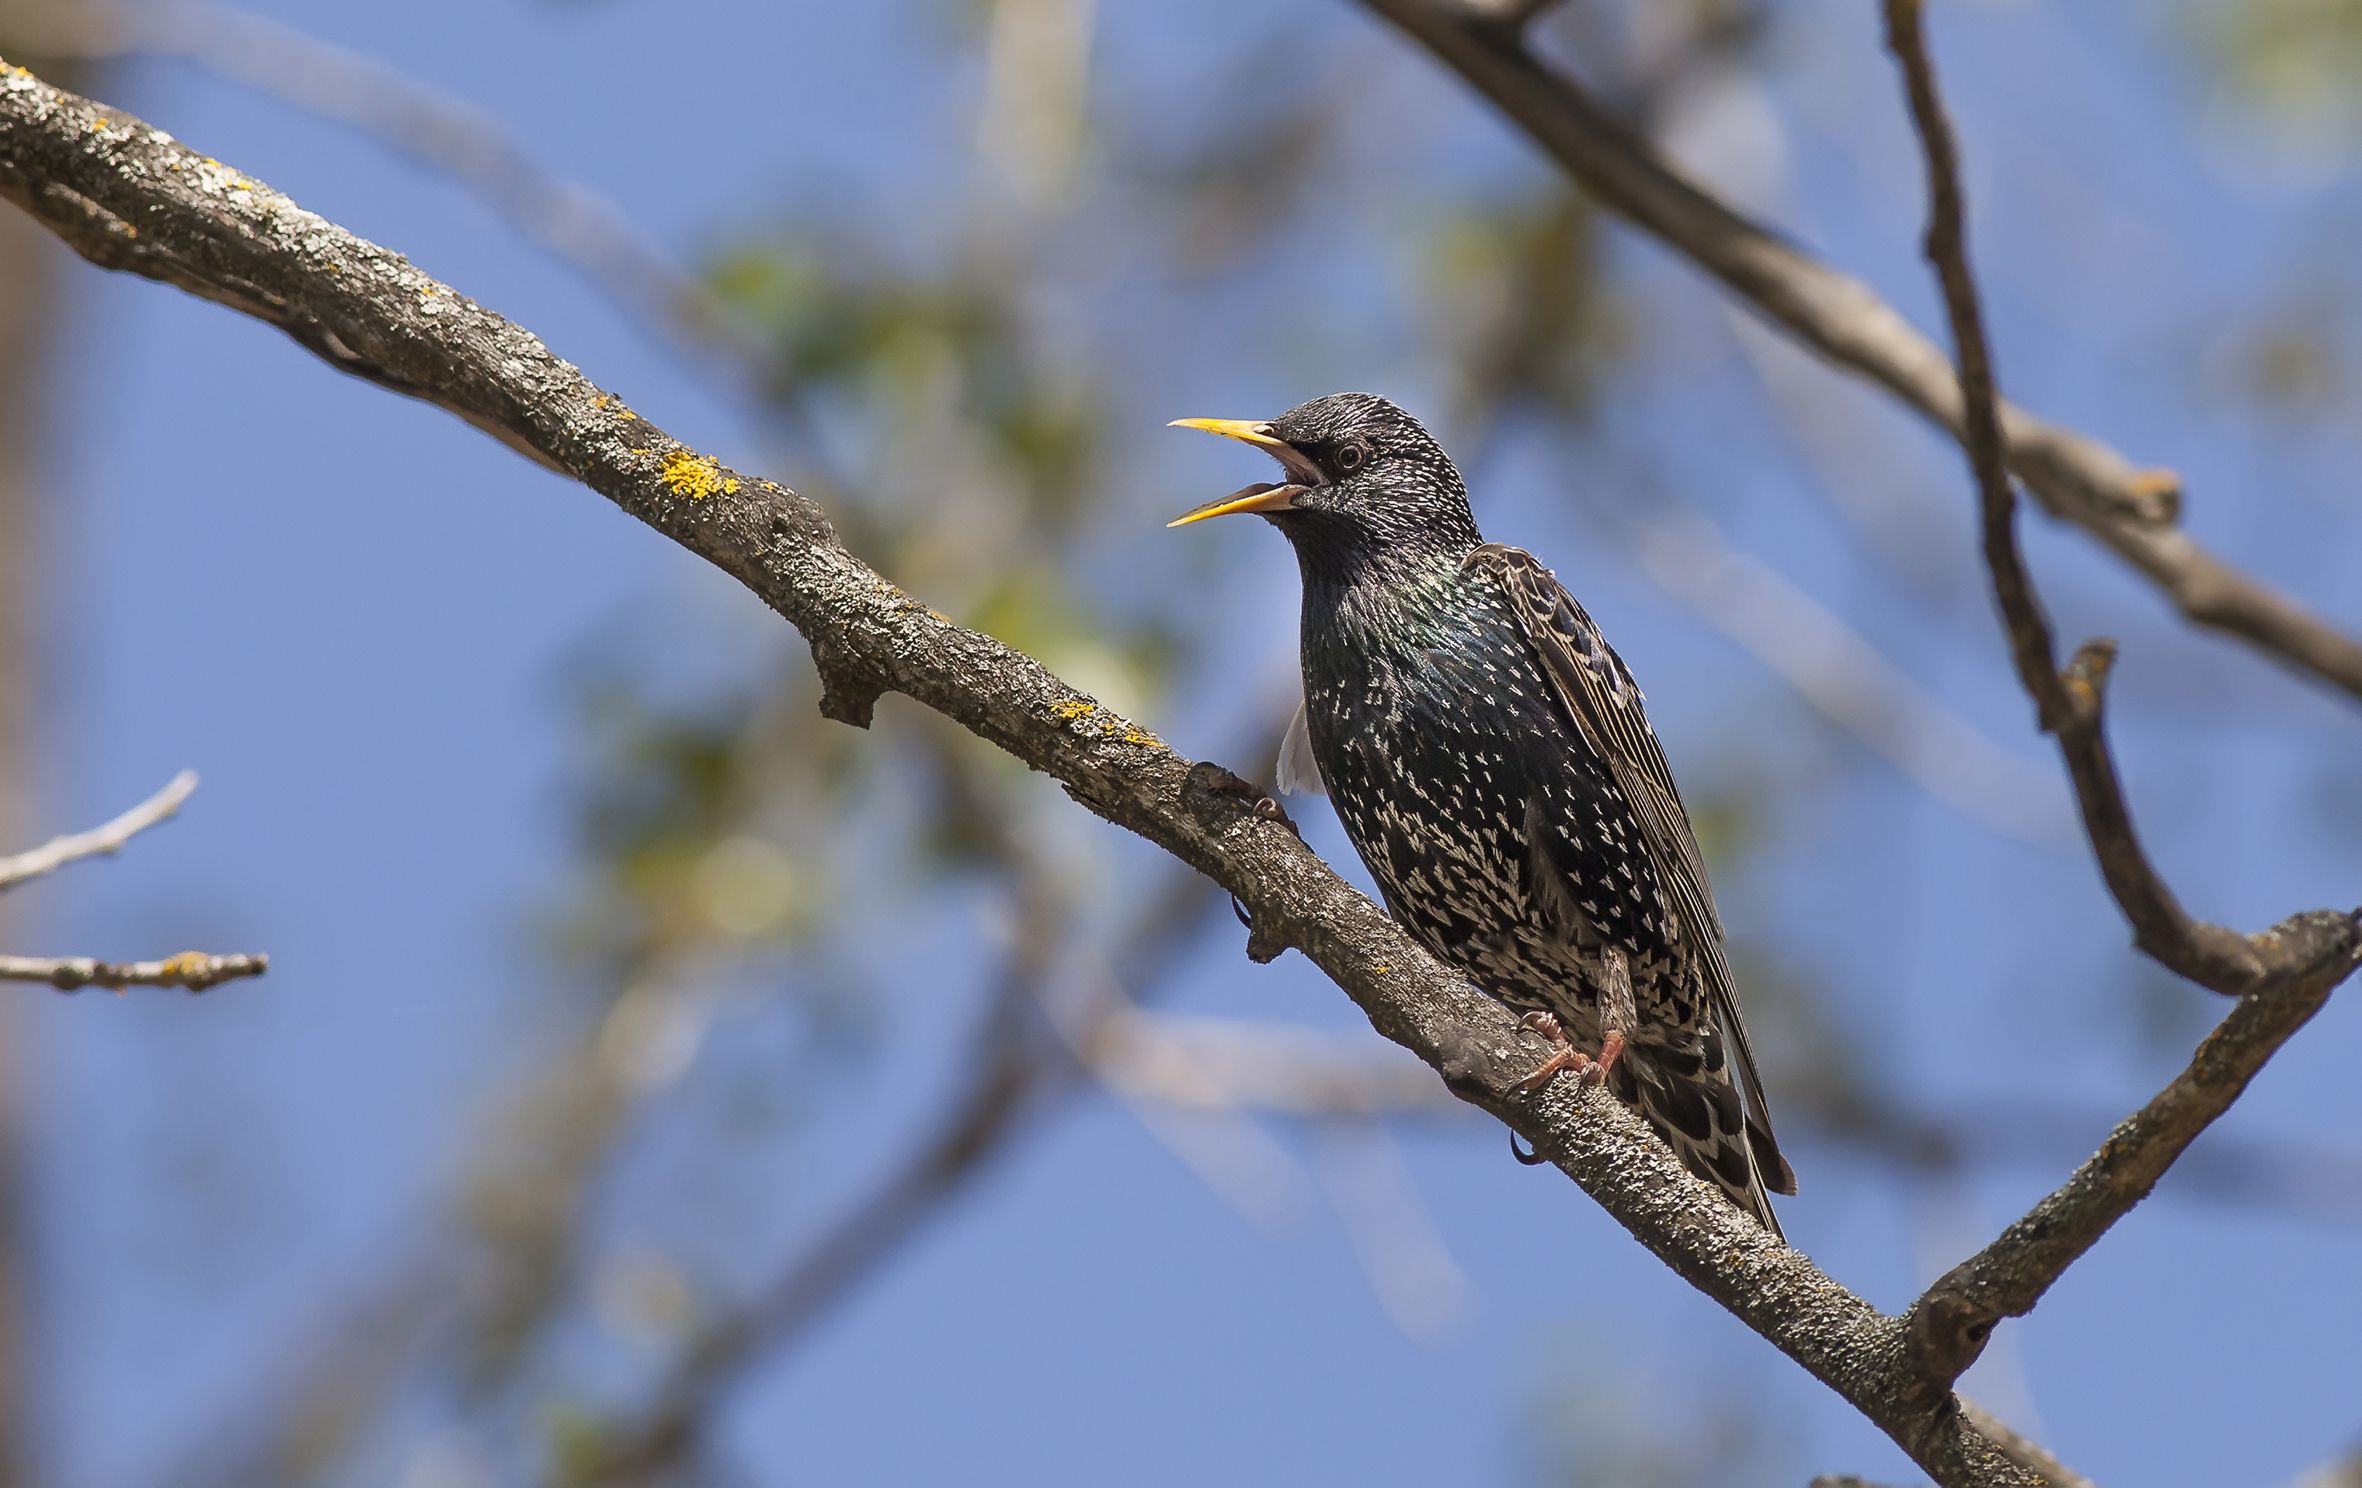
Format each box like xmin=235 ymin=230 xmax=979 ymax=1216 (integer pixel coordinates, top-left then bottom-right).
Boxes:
xmin=1586 ymin=1029 xmax=1628 ymax=1086
xmin=1512 ymin=1010 xmax=1593 ymax=1096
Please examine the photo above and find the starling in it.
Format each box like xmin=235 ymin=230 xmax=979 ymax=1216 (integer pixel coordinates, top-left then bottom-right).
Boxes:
xmin=1168 ymin=393 xmax=1796 ymax=1233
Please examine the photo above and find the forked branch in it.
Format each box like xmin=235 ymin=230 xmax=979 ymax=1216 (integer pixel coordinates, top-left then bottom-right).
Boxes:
xmin=1879 ymin=0 xmax=2362 ymax=1396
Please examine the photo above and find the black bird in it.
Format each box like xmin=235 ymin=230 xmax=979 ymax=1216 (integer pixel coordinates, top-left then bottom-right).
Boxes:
xmin=1168 ymin=392 xmax=1795 ymax=1233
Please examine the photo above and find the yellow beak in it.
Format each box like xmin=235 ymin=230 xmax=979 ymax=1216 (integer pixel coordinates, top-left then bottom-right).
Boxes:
xmin=1165 ymin=417 xmax=1318 ymax=526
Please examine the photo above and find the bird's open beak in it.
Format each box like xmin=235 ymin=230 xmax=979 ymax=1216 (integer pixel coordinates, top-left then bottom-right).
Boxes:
xmin=1165 ymin=417 xmax=1322 ymax=526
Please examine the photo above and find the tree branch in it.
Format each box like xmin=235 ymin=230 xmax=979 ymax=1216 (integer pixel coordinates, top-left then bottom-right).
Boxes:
xmin=0 ymin=769 xmax=267 ymax=994
xmin=1878 ymin=2 xmax=2269 ymax=999
xmin=1879 ymin=0 xmax=2362 ymax=1396
xmin=1356 ymin=0 xmax=2362 ymax=706
xmin=1899 ymin=904 xmax=2360 ymax=1393
xmin=1956 ymin=1398 xmax=2094 ymax=1488
xmin=0 ymin=768 xmax=195 ymax=891
xmin=0 ymin=63 xmax=2068 ymax=1486
xmin=0 ymin=949 xmax=267 ymax=992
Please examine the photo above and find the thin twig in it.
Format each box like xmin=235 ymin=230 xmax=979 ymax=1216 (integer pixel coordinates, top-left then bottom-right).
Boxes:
xmin=0 ymin=950 xmax=267 ymax=992
xmin=0 ymin=769 xmax=195 ymax=891
xmin=1880 ymin=0 xmax=2362 ymax=1396
xmin=1879 ymin=0 xmax=2064 ymax=728
xmin=1358 ymin=0 xmax=2362 ymax=706
xmin=1901 ymin=906 xmax=2361 ymax=1393
xmin=1881 ymin=0 xmax=2296 ymax=998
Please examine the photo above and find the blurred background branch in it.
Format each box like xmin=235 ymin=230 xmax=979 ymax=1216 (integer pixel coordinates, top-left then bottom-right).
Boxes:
xmin=0 ymin=773 xmax=265 ymax=996
xmin=0 ymin=950 xmax=266 ymax=993
xmin=0 ymin=770 xmax=195 ymax=892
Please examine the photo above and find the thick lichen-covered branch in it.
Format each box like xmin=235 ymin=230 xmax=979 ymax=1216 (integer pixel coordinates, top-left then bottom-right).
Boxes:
xmin=0 ymin=61 xmax=2044 ymax=1487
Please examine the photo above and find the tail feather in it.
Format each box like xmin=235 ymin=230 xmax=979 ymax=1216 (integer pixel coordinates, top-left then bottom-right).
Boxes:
xmin=1748 ymin=1107 xmax=1798 ymax=1197
xmin=1613 ymin=1050 xmax=1785 ymax=1238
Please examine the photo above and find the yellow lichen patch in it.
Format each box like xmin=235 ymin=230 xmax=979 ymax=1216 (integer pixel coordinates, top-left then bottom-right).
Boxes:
xmin=190 ymin=158 xmax=247 ymax=195
xmin=1119 ymin=726 xmax=1158 ymax=746
xmin=1373 ymin=965 xmax=1389 ymax=975
xmin=156 ymin=951 xmax=210 ymax=979
xmin=658 ymin=448 xmax=741 ymax=500
xmin=1051 ymin=699 xmax=1097 ymax=722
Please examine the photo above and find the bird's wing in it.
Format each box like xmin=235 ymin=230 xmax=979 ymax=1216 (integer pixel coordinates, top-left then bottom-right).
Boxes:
xmin=1470 ymin=542 xmax=1795 ymax=1196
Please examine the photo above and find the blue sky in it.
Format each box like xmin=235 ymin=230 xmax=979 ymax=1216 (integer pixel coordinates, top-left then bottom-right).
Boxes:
xmin=15 ymin=2 xmax=2362 ymax=1485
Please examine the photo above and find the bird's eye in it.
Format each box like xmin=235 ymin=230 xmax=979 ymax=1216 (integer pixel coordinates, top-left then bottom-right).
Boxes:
xmin=1335 ymin=439 xmax=1370 ymax=475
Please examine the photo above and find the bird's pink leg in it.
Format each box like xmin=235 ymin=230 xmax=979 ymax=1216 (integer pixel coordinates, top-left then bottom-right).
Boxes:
xmin=1513 ymin=1010 xmax=1594 ymax=1095
xmin=1588 ymin=1029 xmax=1628 ymax=1085
xmin=1588 ymin=947 xmax=1635 ymax=1086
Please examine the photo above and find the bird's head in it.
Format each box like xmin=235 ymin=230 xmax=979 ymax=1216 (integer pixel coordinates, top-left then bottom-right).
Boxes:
xmin=1165 ymin=392 xmax=1479 ymax=570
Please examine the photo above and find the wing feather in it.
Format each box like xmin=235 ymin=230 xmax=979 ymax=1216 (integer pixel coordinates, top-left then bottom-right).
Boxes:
xmin=1471 ymin=543 xmax=1795 ymax=1195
